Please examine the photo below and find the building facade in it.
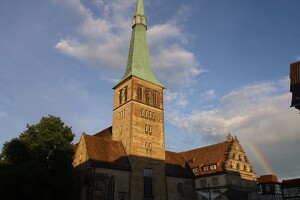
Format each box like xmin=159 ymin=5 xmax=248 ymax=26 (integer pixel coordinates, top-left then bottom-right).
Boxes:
xmin=72 ymin=0 xmax=258 ymax=199
xmin=282 ymin=178 xmax=300 ymax=200
xmin=290 ymin=61 xmax=300 ymax=112
xmin=257 ymin=174 xmax=282 ymax=200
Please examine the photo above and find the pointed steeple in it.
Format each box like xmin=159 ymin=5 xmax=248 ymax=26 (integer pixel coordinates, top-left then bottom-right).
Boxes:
xmin=135 ymin=0 xmax=144 ymax=16
xmin=117 ymin=0 xmax=163 ymax=87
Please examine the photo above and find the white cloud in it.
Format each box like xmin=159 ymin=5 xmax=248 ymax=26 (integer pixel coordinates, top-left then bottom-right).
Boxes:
xmin=55 ymin=0 xmax=203 ymax=90
xmin=164 ymin=90 xmax=188 ymax=108
xmin=168 ymin=77 xmax=298 ymax=141
xmin=166 ymin=77 xmax=300 ymax=178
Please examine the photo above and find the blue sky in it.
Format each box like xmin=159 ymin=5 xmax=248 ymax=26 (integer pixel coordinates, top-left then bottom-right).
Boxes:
xmin=1 ymin=0 xmax=300 ymax=180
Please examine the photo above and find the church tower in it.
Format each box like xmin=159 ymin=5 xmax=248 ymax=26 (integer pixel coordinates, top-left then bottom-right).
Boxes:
xmin=112 ymin=0 xmax=166 ymax=199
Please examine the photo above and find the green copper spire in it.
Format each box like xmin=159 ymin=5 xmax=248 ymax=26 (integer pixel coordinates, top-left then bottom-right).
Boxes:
xmin=135 ymin=0 xmax=144 ymax=15
xmin=117 ymin=0 xmax=163 ymax=87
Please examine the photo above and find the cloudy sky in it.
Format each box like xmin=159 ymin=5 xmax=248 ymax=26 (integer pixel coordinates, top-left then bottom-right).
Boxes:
xmin=1 ymin=0 xmax=300 ymax=180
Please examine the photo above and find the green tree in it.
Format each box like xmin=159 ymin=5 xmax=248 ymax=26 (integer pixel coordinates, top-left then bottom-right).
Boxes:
xmin=0 ymin=115 xmax=75 ymax=200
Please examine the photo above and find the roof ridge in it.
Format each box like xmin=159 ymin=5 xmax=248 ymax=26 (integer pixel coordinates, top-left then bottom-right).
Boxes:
xmin=181 ymin=141 xmax=228 ymax=153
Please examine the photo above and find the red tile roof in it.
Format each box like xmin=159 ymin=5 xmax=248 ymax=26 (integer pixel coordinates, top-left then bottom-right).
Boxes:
xmin=257 ymin=174 xmax=279 ymax=184
xmin=181 ymin=141 xmax=231 ymax=176
xmin=282 ymin=178 xmax=300 ymax=188
xmin=165 ymin=150 xmax=194 ymax=178
xmin=83 ymin=134 xmax=130 ymax=171
xmin=93 ymin=126 xmax=112 ymax=139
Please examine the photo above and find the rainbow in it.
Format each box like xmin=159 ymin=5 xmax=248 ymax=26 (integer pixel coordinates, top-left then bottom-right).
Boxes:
xmin=247 ymin=143 xmax=275 ymax=175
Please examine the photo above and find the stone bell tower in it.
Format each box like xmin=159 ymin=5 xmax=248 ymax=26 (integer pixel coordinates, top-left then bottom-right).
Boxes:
xmin=112 ymin=0 xmax=166 ymax=199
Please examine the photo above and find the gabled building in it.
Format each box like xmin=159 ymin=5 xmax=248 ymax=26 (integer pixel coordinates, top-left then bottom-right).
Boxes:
xmin=282 ymin=178 xmax=300 ymax=200
xmin=257 ymin=174 xmax=282 ymax=200
xmin=183 ymin=134 xmax=257 ymax=200
xmin=72 ymin=0 xmax=258 ymax=199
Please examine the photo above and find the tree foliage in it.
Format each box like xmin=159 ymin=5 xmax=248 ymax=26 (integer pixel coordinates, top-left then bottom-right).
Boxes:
xmin=0 ymin=115 xmax=75 ymax=200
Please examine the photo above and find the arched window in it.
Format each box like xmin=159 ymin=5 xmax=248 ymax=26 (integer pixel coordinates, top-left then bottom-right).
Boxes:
xmin=236 ymin=163 xmax=240 ymax=170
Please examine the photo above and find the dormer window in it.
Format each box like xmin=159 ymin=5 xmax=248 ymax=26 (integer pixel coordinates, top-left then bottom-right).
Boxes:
xmin=192 ymin=168 xmax=198 ymax=173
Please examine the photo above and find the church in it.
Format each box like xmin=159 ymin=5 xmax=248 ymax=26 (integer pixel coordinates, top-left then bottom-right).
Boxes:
xmin=73 ymin=0 xmax=258 ymax=199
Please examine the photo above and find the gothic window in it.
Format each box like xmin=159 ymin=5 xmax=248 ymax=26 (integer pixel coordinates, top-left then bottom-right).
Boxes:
xmin=119 ymin=89 xmax=123 ymax=105
xmin=153 ymin=91 xmax=157 ymax=107
xmin=144 ymin=169 xmax=153 ymax=199
xmin=124 ymin=86 xmax=128 ymax=102
xmin=138 ymin=86 xmax=143 ymax=101
xmin=145 ymin=88 xmax=150 ymax=104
